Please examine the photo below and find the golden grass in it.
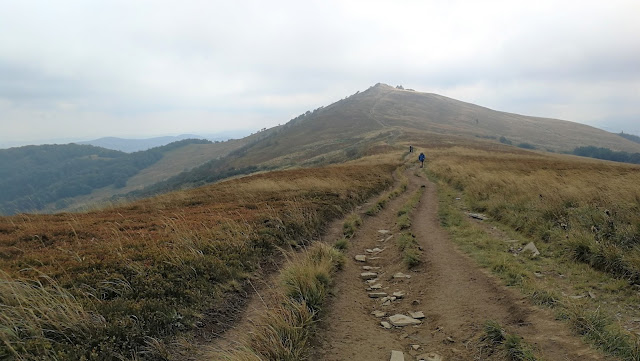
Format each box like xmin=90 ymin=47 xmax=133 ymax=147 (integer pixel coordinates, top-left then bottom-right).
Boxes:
xmin=425 ymin=145 xmax=640 ymax=359
xmin=220 ymin=243 xmax=345 ymax=361
xmin=0 ymin=163 xmax=394 ymax=359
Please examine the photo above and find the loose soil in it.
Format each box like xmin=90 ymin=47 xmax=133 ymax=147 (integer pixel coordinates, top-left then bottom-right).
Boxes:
xmin=309 ymin=165 xmax=610 ymax=361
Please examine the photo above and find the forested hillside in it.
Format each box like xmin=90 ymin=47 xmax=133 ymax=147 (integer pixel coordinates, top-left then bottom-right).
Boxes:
xmin=0 ymin=139 xmax=211 ymax=214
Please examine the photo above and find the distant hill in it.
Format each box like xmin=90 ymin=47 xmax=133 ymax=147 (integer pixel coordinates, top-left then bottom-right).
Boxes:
xmin=79 ymin=134 xmax=215 ymax=153
xmin=619 ymin=132 xmax=640 ymax=144
xmin=10 ymin=83 xmax=640 ymax=213
xmin=116 ymin=84 xmax=640 ymax=201
xmin=0 ymin=139 xmax=211 ymax=214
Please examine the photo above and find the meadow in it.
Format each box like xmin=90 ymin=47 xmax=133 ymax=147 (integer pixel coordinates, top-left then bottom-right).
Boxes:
xmin=424 ymin=144 xmax=640 ymax=359
xmin=0 ymin=162 xmax=395 ymax=360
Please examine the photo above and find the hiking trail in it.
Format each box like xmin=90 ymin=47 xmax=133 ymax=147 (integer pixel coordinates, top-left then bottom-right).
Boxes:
xmin=309 ymin=164 xmax=609 ymax=361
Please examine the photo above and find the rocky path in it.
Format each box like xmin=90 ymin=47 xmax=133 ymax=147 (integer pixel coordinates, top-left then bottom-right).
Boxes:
xmin=309 ymin=165 xmax=609 ymax=361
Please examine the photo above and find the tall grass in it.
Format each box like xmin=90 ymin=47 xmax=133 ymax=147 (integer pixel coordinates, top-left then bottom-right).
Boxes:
xmin=396 ymin=187 xmax=425 ymax=268
xmin=428 ymin=148 xmax=640 ymax=361
xmin=0 ymin=164 xmax=394 ymax=359
xmin=428 ymin=147 xmax=640 ymax=282
xmin=222 ymin=243 xmax=344 ymax=361
xmin=0 ymin=271 xmax=101 ymax=360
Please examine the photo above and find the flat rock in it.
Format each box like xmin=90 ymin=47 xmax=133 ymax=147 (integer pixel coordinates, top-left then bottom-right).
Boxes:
xmin=372 ymin=310 xmax=386 ymax=318
xmin=393 ymin=272 xmax=412 ymax=279
xmin=368 ymin=283 xmax=383 ymax=290
xmin=417 ymin=352 xmax=443 ymax=361
xmin=355 ymin=255 xmax=367 ymax=262
xmin=390 ymin=350 xmax=404 ymax=361
xmin=362 ymin=266 xmax=380 ymax=270
xmin=372 ymin=247 xmax=383 ymax=253
xmin=381 ymin=321 xmax=392 ymax=329
xmin=381 ymin=296 xmax=397 ymax=303
xmin=382 ymin=299 xmax=392 ymax=306
xmin=366 ymin=249 xmax=375 ymax=253
xmin=409 ymin=311 xmax=425 ymax=319
xmin=521 ymin=242 xmax=541 ymax=257
xmin=389 ymin=314 xmax=422 ymax=327
xmin=468 ymin=212 xmax=488 ymax=221
xmin=385 ymin=235 xmax=394 ymax=241
xmin=411 ymin=344 xmax=421 ymax=350
xmin=378 ymin=229 xmax=391 ymax=234
xmin=393 ymin=291 xmax=405 ymax=298
xmin=361 ymin=272 xmax=378 ymax=280
xmin=369 ymin=292 xmax=388 ymax=298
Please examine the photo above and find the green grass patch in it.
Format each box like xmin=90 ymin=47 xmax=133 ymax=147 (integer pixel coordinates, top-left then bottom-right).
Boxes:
xmin=342 ymin=214 xmax=362 ymax=238
xmin=483 ymin=320 xmax=538 ymax=361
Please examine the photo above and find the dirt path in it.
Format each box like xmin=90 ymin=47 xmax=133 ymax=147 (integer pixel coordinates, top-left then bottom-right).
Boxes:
xmin=309 ymin=166 xmax=609 ymax=361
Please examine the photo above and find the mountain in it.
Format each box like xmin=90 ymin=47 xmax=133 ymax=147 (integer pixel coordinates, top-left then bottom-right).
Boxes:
xmin=6 ymin=83 xmax=640 ymax=214
xmin=79 ymin=134 xmax=212 ymax=153
xmin=0 ymin=139 xmax=212 ymax=214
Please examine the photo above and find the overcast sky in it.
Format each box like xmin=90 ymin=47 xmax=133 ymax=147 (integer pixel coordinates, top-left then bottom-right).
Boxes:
xmin=1 ymin=0 xmax=639 ymax=146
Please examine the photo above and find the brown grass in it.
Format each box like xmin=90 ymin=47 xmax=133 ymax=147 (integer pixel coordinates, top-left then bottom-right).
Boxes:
xmin=0 ymin=163 xmax=394 ymax=359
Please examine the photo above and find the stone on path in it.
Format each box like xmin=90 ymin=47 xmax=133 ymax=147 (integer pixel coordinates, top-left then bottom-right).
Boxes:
xmin=417 ymin=352 xmax=443 ymax=361
xmin=411 ymin=345 xmax=420 ymax=350
xmin=390 ymin=350 xmax=405 ymax=361
xmin=372 ymin=310 xmax=386 ymax=318
xmin=385 ymin=235 xmax=394 ymax=241
xmin=393 ymin=291 xmax=405 ymax=298
xmin=362 ymin=266 xmax=380 ymax=270
xmin=409 ymin=311 xmax=425 ymax=319
xmin=381 ymin=321 xmax=392 ymax=329
xmin=378 ymin=229 xmax=391 ymax=234
xmin=355 ymin=255 xmax=367 ymax=262
xmin=467 ymin=212 xmax=488 ymax=221
xmin=366 ymin=278 xmax=379 ymax=284
xmin=368 ymin=283 xmax=383 ymax=290
xmin=369 ymin=292 xmax=388 ymax=298
xmin=521 ymin=242 xmax=541 ymax=257
xmin=389 ymin=314 xmax=422 ymax=327
xmin=393 ymin=272 xmax=412 ymax=279
xmin=361 ymin=272 xmax=378 ymax=280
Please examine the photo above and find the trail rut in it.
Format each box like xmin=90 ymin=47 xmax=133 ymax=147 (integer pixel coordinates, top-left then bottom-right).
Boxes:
xmin=309 ymin=165 xmax=609 ymax=361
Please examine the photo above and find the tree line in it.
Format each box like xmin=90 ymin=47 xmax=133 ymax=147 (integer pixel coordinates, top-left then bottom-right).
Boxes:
xmin=0 ymin=139 xmax=211 ymax=214
xmin=573 ymin=146 xmax=640 ymax=164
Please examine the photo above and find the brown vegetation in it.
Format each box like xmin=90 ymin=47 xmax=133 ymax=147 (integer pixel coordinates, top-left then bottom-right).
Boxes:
xmin=0 ymin=163 xmax=394 ymax=360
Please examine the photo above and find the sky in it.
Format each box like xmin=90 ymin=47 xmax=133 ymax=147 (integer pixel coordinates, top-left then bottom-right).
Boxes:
xmin=1 ymin=0 xmax=639 ymax=146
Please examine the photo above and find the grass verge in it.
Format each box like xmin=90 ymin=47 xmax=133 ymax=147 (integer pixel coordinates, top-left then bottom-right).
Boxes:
xmin=365 ymin=166 xmax=408 ymax=216
xmin=430 ymin=168 xmax=640 ymax=360
xmin=483 ymin=320 xmax=538 ymax=361
xmin=222 ymin=242 xmax=345 ymax=360
xmin=395 ymin=187 xmax=425 ymax=268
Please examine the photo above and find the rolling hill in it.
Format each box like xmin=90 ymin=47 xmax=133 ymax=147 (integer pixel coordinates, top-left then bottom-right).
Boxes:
xmin=6 ymin=83 xmax=639 ymax=214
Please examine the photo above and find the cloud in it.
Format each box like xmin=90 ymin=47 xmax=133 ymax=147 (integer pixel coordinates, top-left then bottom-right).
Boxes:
xmin=1 ymin=0 xmax=639 ymax=143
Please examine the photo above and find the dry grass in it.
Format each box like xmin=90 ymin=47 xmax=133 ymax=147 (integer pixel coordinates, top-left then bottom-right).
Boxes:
xmin=0 ymin=164 xmax=393 ymax=359
xmin=220 ymin=243 xmax=345 ymax=361
xmin=426 ymin=145 xmax=640 ymax=360
xmin=428 ymin=146 xmax=640 ymax=280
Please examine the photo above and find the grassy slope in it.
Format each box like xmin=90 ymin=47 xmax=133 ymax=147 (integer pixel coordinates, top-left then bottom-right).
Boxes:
xmin=367 ymin=84 xmax=640 ymax=153
xmin=0 ymin=160 xmax=396 ymax=360
xmin=422 ymin=141 xmax=640 ymax=359
xmin=55 ymin=139 xmax=249 ymax=212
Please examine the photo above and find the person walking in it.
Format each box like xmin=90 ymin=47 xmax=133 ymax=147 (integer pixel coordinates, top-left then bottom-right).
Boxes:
xmin=418 ymin=152 xmax=425 ymax=168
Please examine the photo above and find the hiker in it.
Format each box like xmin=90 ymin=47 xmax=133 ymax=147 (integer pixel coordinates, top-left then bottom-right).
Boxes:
xmin=418 ymin=152 xmax=425 ymax=168
xmin=409 ymin=145 xmax=413 ymax=153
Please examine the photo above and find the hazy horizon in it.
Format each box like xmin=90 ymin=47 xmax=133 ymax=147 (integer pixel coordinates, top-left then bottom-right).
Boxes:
xmin=2 ymin=1 xmax=639 ymax=144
